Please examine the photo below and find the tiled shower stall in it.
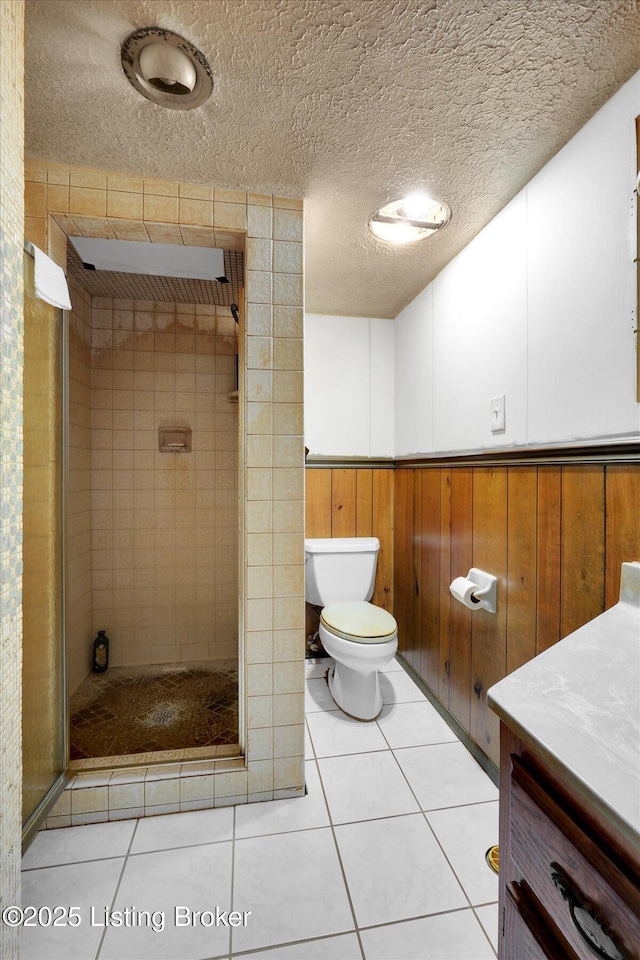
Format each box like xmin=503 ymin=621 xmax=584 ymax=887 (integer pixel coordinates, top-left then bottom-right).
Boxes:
xmin=21 ymin=161 xmax=306 ymax=824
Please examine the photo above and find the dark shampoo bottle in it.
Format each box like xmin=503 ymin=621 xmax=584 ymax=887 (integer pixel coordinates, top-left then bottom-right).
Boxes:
xmin=92 ymin=631 xmax=109 ymax=673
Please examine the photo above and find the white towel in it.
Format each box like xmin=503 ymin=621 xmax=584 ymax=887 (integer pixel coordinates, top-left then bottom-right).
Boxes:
xmin=26 ymin=242 xmax=72 ymax=310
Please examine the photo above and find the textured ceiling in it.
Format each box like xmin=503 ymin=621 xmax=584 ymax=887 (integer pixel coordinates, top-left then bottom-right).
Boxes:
xmin=25 ymin=0 xmax=640 ymax=319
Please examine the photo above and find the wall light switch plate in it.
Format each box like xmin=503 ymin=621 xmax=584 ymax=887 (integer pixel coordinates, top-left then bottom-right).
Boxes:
xmin=491 ymin=394 xmax=506 ymax=433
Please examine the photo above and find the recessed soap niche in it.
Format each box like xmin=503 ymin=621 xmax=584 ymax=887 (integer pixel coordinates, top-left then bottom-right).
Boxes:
xmin=158 ymin=425 xmax=192 ymax=453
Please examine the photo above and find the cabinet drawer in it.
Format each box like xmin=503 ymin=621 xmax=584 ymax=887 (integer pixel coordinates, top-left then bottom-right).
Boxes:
xmin=510 ymin=755 xmax=640 ymax=960
xmin=505 ymin=881 xmax=580 ymax=960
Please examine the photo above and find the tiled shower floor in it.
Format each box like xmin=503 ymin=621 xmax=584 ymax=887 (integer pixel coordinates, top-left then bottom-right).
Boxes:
xmin=69 ymin=661 xmax=238 ymax=761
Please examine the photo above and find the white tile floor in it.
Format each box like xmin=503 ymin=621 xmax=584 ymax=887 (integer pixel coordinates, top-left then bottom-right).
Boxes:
xmin=21 ymin=658 xmax=499 ymax=960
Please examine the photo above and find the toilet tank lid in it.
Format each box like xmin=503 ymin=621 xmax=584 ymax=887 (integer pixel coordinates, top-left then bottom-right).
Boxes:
xmin=305 ymin=537 xmax=380 ymax=554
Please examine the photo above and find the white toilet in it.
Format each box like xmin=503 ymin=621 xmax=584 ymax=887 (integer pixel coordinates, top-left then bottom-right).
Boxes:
xmin=304 ymin=537 xmax=398 ymax=720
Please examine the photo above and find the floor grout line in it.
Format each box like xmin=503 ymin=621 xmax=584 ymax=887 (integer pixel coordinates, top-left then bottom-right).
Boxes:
xmin=22 ymin=852 xmax=128 ymax=873
xmin=94 ymin=817 xmax=140 ymax=959
xmin=230 ymin=929 xmax=358 ymax=959
xmin=312 ymin=755 xmax=366 ymax=960
xmin=471 ymin=902 xmax=500 ymax=959
xmin=309 ymin=725 xmax=460 ymax=754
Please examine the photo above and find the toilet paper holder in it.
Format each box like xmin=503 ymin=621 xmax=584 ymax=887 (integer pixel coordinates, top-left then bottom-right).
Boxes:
xmin=450 ymin=568 xmax=497 ymax=613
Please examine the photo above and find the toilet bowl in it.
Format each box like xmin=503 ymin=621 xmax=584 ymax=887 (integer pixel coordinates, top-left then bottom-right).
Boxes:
xmin=304 ymin=534 xmax=399 ymax=720
xmin=319 ymin=601 xmax=398 ymax=720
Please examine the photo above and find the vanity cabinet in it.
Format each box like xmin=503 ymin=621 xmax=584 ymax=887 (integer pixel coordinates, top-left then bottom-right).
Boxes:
xmin=488 ymin=562 xmax=640 ymax=960
xmin=498 ymin=724 xmax=640 ymax=960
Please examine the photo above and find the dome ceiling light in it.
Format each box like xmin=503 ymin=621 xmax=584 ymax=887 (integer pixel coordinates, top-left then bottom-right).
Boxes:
xmin=369 ymin=192 xmax=451 ymax=245
xmin=121 ymin=27 xmax=213 ymax=110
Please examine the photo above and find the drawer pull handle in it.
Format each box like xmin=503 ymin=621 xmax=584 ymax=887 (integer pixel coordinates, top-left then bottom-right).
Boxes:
xmin=550 ymin=862 xmax=628 ymax=960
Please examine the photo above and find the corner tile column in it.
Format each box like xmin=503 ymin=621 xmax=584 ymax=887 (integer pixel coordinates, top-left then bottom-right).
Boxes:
xmin=244 ymin=195 xmax=306 ymax=801
xmin=0 ymin=2 xmax=25 ymax=956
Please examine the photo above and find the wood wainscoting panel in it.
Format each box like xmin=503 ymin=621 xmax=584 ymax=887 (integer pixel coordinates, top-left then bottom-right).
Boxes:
xmin=331 ymin=468 xmax=357 ymax=538
xmin=535 ymin=466 xmax=562 ymax=655
xmin=404 ymin=470 xmax=416 ymax=668
xmin=605 ymin=464 xmax=640 ymax=608
xmin=506 ymin=467 xmax=538 ymax=674
xmin=305 ymin=469 xmax=332 ymax=538
xmin=394 ymin=468 xmax=410 ymax=659
xmin=403 ymin=471 xmax=417 ymax=668
xmin=470 ymin=467 xmax=508 ymax=765
xmin=560 ymin=465 xmax=605 ymax=639
xmin=420 ymin=468 xmax=442 ymax=691
xmin=410 ymin=470 xmax=422 ymax=672
xmin=355 ymin=469 xmax=373 ymax=536
xmin=438 ymin=469 xmax=452 ymax=704
xmin=371 ymin=469 xmax=394 ymax=610
xmin=448 ymin=467 xmax=473 ymax=733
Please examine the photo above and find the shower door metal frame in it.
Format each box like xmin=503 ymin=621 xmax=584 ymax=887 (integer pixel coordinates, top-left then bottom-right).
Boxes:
xmin=21 ymin=249 xmax=70 ymax=849
xmin=236 ymin=288 xmax=246 ymax=759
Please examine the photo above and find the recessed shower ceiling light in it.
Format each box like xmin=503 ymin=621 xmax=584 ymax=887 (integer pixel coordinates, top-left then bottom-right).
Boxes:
xmin=121 ymin=27 xmax=213 ymax=110
xmin=68 ymin=237 xmax=225 ymax=280
xmin=369 ymin=192 xmax=451 ymax=245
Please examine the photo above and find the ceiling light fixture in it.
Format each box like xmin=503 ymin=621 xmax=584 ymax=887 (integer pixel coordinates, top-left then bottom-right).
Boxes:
xmin=121 ymin=27 xmax=213 ymax=110
xmin=369 ymin=192 xmax=451 ymax=245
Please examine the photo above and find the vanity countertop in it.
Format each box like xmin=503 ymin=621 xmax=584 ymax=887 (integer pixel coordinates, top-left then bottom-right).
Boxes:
xmin=487 ymin=562 xmax=640 ymax=848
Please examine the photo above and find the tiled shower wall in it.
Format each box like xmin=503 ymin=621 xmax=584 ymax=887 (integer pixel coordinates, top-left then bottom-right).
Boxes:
xmin=88 ymin=297 xmax=238 ymax=678
xmin=0 ymin=2 xmax=24 ymax=955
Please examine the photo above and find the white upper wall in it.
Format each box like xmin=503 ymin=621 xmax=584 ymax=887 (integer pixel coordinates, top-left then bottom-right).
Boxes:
xmin=305 ymin=72 xmax=639 ymax=460
xmin=396 ymin=70 xmax=640 ymax=455
xmin=304 ymin=313 xmax=394 ymax=457
xmin=526 ymin=76 xmax=638 ymax=444
xmin=394 ymin=284 xmax=434 ymax=456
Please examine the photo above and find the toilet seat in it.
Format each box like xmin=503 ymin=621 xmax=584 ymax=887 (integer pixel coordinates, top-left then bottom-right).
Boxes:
xmin=321 ymin=601 xmax=397 ymax=643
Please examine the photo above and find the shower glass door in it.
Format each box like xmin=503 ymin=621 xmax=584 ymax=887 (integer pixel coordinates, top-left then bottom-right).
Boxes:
xmin=21 ymin=252 xmax=66 ymax=838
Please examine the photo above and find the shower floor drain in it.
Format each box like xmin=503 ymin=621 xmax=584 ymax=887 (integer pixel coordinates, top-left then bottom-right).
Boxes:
xmin=151 ymin=708 xmax=176 ymax=725
xmin=139 ymin=701 xmax=184 ymax=728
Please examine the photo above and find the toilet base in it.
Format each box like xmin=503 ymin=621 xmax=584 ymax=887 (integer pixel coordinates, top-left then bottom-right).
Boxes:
xmin=327 ymin=662 xmax=383 ymax=722
xmin=318 ymin=622 xmax=397 ymax=722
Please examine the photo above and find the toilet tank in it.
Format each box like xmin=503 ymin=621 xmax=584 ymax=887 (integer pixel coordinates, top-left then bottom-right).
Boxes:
xmin=304 ymin=537 xmax=380 ymax=605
